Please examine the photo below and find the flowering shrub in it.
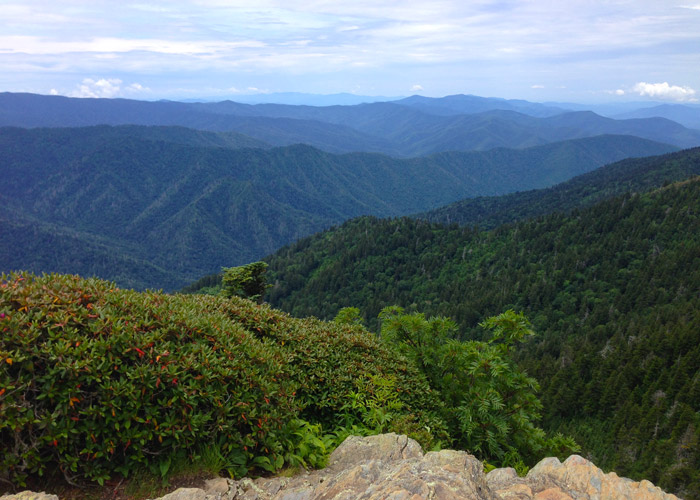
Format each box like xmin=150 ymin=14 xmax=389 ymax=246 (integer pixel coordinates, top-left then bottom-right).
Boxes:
xmin=0 ymin=272 xmax=446 ymax=486
xmin=0 ymin=272 xmax=294 ymax=485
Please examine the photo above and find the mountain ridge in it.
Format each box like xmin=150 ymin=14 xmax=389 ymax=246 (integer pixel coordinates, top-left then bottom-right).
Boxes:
xmin=262 ymin=173 xmax=700 ymax=498
xmin=2 ymin=92 xmax=699 ymax=157
xmin=419 ymin=146 xmax=700 ymax=229
xmin=0 ymin=125 xmax=676 ymax=290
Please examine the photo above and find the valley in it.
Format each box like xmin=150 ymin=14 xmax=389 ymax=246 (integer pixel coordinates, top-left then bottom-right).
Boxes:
xmin=1 ymin=92 xmax=699 ymax=498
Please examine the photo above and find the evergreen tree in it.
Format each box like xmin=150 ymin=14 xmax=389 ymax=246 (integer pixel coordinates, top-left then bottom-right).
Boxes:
xmin=221 ymin=261 xmax=270 ymax=303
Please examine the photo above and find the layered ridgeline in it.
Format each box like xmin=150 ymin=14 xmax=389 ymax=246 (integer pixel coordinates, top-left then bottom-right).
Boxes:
xmin=259 ymin=155 xmax=700 ymax=497
xmin=0 ymin=125 xmax=675 ymax=291
xmin=613 ymin=103 xmax=700 ymax=130
xmin=2 ymin=92 xmax=700 ymax=156
xmin=419 ymin=147 xmax=700 ymax=229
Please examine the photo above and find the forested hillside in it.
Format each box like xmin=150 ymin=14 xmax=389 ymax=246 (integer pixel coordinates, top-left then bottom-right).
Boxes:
xmin=263 ymin=172 xmax=700 ymax=497
xmin=420 ymin=147 xmax=700 ymax=229
xmin=2 ymin=92 xmax=699 ymax=156
xmin=1 ymin=126 xmax=673 ymax=290
xmin=2 ymin=271 xmax=584 ymax=491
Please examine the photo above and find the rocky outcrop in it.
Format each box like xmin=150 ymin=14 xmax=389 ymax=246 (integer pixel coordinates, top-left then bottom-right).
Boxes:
xmin=1 ymin=434 xmax=681 ymax=500
xmin=223 ymin=433 xmax=498 ymax=500
xmin=0 ymin=494 xmax=58 ymax=500
xmin=505 ymin=454 xmax=679 ymax=500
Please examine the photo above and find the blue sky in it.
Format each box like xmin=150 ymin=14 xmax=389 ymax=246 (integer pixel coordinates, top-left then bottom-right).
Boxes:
xmin=1 ymin=0 xmax=699 ymax=102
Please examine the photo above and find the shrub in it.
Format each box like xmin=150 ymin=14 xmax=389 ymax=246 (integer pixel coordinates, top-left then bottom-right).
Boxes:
xmin=379 ymin=307 xmax=579 ymax=466
xmin=0 ymin=272 xmax=294 ymax=485
xmin=203 ymin=296 xmax=450 ymax=451
xmin=1 ymin=272 xmax=448 ymax=486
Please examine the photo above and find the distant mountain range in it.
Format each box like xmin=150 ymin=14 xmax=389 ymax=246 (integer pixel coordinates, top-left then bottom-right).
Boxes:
xmin=0 ymin=125 xmax=675 ymax=290
xmin=395 ymin=94 xmax=568 ymax=117
xmin=2 ymin=90 xmax=697 ymax=498
xmin=193 ymin=92 xmax=403 ymax=106
xmin=612 ymin=103 xmax=700 ymax=130
xmin=2 ymin=92 xmax=699 ymax=157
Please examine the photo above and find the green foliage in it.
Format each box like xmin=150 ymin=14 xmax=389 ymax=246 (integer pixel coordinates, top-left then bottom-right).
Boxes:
xmin=0 ymin=272 xmax=293 ymax=486
xmin=0 ymin=271 xmax=449 ymax=487
xmin=333 ymin=307 xmax=364 ymax=327
xmin=266 ymin=176 xmax=700 ymax=497
xmin=339 ymin=374 xmax=404 ymax=433
xmin=179 ymin=272 xmax=222 ymax=295
xmin=221 ymin=262 xmax=270 ymax=303
xmin=0 ymin=126 xmax=678 ymax=292
xmin=379 ymin=308 xmax=578 ymax=467
xmin=420 ymin=147 xmax=700 ymax=230
xmin=272 ymin=419 xmax=336 ymax=470
xmin=210 ymin=295 xmax=449 ymax=453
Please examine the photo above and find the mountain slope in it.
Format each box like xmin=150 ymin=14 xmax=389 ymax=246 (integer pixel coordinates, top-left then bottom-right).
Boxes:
xmin=395 ymin=93 xmax=569 ymax=117
xmin=263 ymin=174 xmax=700 ymax=498
xmin=613 ymin=103 xmax=700 ymax=130
xmin=1 ymin=126 xmax=675 ymax=290
xmin=0 ymin=207 xmax=187 ymax=290
xmin=420 ymin=147 xmax=700 ymax=229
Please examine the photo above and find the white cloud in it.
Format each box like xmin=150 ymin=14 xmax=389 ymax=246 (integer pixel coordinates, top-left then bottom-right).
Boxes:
xmin=69 ymin=78 xmax=149 ymax=98
xmin=410 ymin=84 xmax=424 ymax=92
xmin=126 ymin=83 xmax=146 ymax=92
xmin=615 ymin=89 xmax=625 ymax=95
xmin=632 ymin=81 xmax=697 ymax=102
xmin=531 ymin=84 xmax=545 ymax=89
xmin=3 ymin=1 xmax=700 ymax=99
xmin=0 ymin=36 xmax=265 ymax=56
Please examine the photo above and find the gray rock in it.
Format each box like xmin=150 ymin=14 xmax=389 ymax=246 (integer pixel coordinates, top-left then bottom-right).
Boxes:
xmin=525 ymin=454 xmax=680 ymax=500
xmin=153 ymin=488 xmax=207 ymax=500
xmin=487 ymin=467 xmax=532 ymax=500
xmin=226 ymin=434 xmax=497 ymax=500
xmin=326 ymin=433 xmax=423 ymax=470
xmin=0 ymin=493 xmax=58 ymax=500
xmin=205 ymin=477 xmax=231 ymax=496
xmin=487 ymin=467 xmax=523 ymax=489
xmin=3 ymin=434 xmax=682 ymax=500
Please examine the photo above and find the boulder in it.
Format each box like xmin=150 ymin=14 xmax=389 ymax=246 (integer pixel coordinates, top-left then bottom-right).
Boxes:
xmin=0 ymin=493 xmax=58 ymax=500
xmin=524 ymin=454 xmax=680 ymax=500
xmin=224 ymin=432 xmax=498 ymax=500
xmin=1 ymin=434 xmax=681 ymax=500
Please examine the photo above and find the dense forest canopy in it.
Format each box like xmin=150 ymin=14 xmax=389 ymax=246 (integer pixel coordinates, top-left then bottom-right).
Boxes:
xmin=0 ymin=126 xmax=675 ymax=290
xmin=419 ymin=147 xmax=700 ymax=229
xmin=261 ymin=176 xmax=700 ymax=498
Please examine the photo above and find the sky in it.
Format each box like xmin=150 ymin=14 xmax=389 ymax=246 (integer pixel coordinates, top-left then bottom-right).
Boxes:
xmin=1 ymin=0 xmax=699 ymax=103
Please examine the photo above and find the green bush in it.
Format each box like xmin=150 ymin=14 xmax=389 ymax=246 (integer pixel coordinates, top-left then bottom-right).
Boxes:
xmin=1 ymin=272 xmax=448 ymax=486
xmin=379 ymin=307 xmax=579 ymax=467
xmin=0 ymin=272 xmax=295 ymax=485
xmin=203 ymin=295 xmax=450 ymax=451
